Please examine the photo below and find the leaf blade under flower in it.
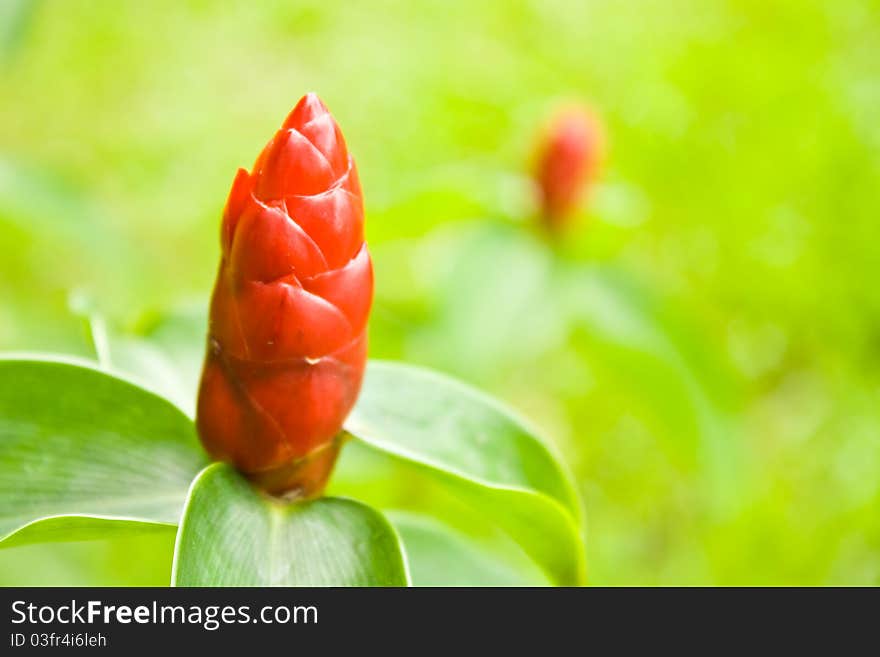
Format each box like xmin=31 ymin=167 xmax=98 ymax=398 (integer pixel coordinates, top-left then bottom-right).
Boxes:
xmin=172 ymin=463 xmax=409 ymax=586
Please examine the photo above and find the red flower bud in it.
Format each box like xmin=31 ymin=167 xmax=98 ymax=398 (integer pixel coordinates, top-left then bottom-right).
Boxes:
xmin=196 ymin=93 xmax=373 ymax=498
xmin=534 ymin=106 xmax=604 ymax=232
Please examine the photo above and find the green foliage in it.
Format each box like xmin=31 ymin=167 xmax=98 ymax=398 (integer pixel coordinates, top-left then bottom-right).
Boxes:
xmin=1 ymin=0 xmax=879 ymax=585
xmin=173 ymin=464 xmax=409 ymax=587
xmin=0 ymin=348 xmax=585 ymax=585
xmin=345 ymin=361 xmax=585 ymax=585
xmin=0 ymin=357 xmax=204 ymax=546
xmin=389 ymin=512 xmax=548 ymax=586
xmin=103 ymin=302 xmax=208 ymax=416
xmin=1 ymin=516 xmax=176 ymax=550
xmin=0 ymin=532 xmax=177 ymax=586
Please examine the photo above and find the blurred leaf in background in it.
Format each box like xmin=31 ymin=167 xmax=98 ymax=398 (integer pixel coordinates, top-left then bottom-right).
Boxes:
xmin=1 ymin=0 xmax=879 ymax=585
xmin=0 ymin=0 xmax=40 ymax=59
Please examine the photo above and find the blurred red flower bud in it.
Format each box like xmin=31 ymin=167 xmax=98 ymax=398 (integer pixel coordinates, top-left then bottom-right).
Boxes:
xmin=534 ymin=105 xmax=604 ymax=232
xmin=197 ymin=93 xmax=373 ymax=498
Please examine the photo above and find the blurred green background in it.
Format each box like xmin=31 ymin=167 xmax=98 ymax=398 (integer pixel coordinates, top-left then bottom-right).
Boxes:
xmin=1 ymin=0 xmax=879 ymax=585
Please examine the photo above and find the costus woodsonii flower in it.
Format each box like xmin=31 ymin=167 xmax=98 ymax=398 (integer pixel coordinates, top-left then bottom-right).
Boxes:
xmin=534 ymin=105 xmax=604 ymax=232
xmin=196 ymin=93 xmax=373 ymax=497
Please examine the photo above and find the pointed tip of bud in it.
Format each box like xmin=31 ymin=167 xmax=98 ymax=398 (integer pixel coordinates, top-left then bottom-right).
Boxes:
xmin=283 ymin=92 xmax=330 ymax=131
xmin=221 ymin=168 xmax=253 ymax=254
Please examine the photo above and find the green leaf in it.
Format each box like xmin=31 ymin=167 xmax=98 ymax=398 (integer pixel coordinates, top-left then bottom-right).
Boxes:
xmin=172 ymin=464 xmax=410 ymax=587
xmin=105 ymin=302 xmax=208 ymax=417
xmin=0 ymin=531 xmax=178 ymax=586
xmin=389 ymin=512 xmax=549 ymax=586
xmin=0 ymin=355 xmax=206 ymax=547
xmin=0 ymin=515 xmax=176 ymax=549
xmin=93 ymin=306 xmax=586 ymax=584
xmin=344 ymin=361 xmax=586 ymax=586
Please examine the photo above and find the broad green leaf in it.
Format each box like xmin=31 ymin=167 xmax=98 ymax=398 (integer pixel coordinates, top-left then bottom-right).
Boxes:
xmin=389 ymin=512 xmax=549 ymax=586
xmin=105 ymin=302 xmax=208 ymax=416
xmin=0 ymin=515 xmax=175 ymax=549
xmin=71 ymin=300 xmax=207 ymax=417
xmin=0 ymin=355 xmax=206 ymax=547
xmin=344 ymin=361 xmax=586 ymax=586
xmin=0 ymin=531 xmax=177 ymax=586
xmin=329 ymin=439 xmax=555 ymax=582
xmin=173 ymin=464 xmax=410 ymax=587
